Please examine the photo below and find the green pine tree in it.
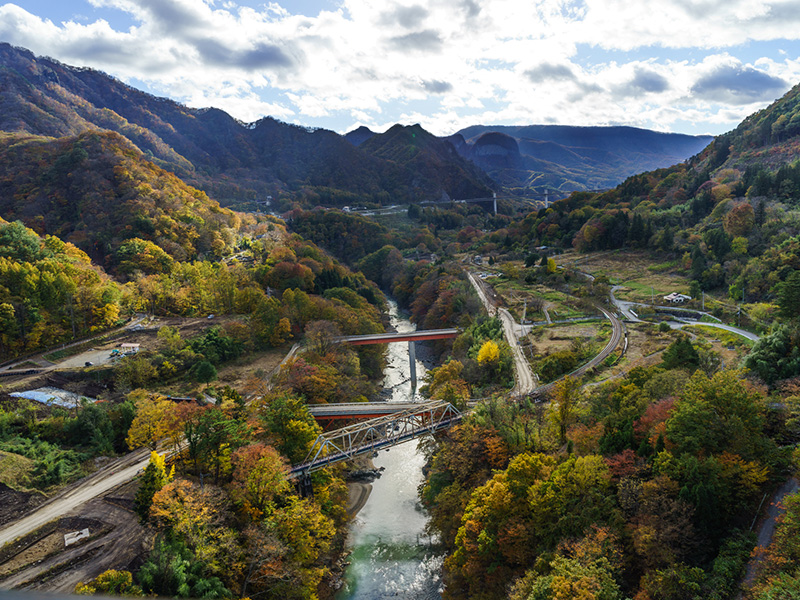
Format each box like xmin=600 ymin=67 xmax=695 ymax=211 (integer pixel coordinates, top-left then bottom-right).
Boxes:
xmin=133 ymin=452 xmax=173 ymax=523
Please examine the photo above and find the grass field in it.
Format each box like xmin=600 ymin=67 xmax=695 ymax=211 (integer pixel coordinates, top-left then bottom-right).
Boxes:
xmin=564 ymin=249 xmax=693 ymax=303
xmin=0 ymin=450 xmax=34 ymax=491
xmin=489 ymin=275 xmax=595 ymax=322
xmin=682 ymin=324 xmax=754 ymax=350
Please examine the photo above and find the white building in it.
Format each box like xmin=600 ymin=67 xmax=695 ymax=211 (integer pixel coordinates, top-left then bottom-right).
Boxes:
xmin=663 ymin=292 xmax=692 ymax=303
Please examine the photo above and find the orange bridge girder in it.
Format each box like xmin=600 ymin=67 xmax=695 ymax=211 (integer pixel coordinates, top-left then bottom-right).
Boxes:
xmin=335 ymin=328 xmax=460 ymax=388
xmin=335 ymin=328 xmax=460 ymax=346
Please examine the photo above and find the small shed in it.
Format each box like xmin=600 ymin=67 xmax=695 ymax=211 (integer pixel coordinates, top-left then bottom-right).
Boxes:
xmin=120 ymin=343 xmax=140 ymax=353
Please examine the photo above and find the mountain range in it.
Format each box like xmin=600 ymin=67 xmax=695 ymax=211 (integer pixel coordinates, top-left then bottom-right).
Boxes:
xmin=0 ymin=42 xmax=712 ymax=211
xmin=0 ymin=43 xmax=491 ymax=208
xmin=455 ymin=125 xmax=712 ymax=195
xmin=347 ymin=124 xmax=712 ymax=199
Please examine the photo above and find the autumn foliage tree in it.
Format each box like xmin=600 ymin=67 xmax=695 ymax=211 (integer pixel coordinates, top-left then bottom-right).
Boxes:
xmin=126 ymin=392 xmax=180 ymax=452
xmin=230 ymin=443 xmax=291 ymax=519
xmin=256 ymin=392 xmax=322 ymax=464
xmin=134 ymin=451 xmax=174 ymax=523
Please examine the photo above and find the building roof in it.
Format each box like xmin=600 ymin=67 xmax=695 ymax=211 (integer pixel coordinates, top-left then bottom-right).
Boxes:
xmin=10 ymin=387 xmax=97 ymax=408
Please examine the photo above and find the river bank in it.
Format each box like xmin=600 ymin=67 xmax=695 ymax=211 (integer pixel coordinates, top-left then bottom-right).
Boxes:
xmin=334 ymin=300 xmax=444 ymax=600
xmin=346 ymin=482 xmax=372 ymax=516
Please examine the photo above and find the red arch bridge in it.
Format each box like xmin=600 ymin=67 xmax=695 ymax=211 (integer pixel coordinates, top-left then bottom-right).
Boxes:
xmin=335 ymin=328 xmax=459 ymax=387
xmin=288 ymin=400 xmax=462 ymax=491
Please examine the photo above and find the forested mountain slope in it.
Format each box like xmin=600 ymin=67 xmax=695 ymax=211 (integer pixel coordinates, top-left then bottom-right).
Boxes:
xmin=357 ymin=123 xmax=495 ymax=200
xmin=493 ymin=82 xmax=800 ymax=310
xmin=0 ymin=130 xmax=240 ymax=273
xmin=0 ymin=43 xmax=492 ymax=207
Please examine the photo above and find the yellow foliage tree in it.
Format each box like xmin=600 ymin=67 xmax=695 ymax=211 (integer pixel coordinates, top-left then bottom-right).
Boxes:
xmin=75 ymin=569 xmax=143 ymax=596
xmin=270 ymin=317 xmax=292 ymax=346
xmin=427 ymin=359 xmax=471 ymax=405
xmin=134 ymin=451 xmax=175 ymax=522
xmin=477 ymin=340 xmax=500 ymax=365
xmin=150 ymin=479 xmax=241 ymax=577
xmin=126 ymin=391 xmax=179 ymax=451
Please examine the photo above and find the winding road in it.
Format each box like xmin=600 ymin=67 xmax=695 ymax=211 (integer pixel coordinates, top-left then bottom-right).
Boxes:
xmin=466 ymin=271 xmax=624 ymax=398
xmin=532 ymin=303 xmax=624 ymax=398
xmin=609 ymin=285 xmax=759 ymax=341
xmin=467 ymin=272 xmax=537 ymax=395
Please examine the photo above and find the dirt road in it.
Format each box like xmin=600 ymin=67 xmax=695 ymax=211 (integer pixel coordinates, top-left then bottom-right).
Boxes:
xmin=467 ymin=272 xmax=537 ymax=395
xmin=498 ymin=307 xmax=537 ymax=395
xmin=467 ymin=271 xmax=497 ymax=317
xmin=0 ymin=448 xmax=150 ymax=548
xmin=1 ymin=499 xmax=147 ymax=592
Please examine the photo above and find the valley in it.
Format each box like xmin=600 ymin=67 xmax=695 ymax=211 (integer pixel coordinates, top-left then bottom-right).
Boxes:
xmin=2 ymin=40 xmax=800 ymax=600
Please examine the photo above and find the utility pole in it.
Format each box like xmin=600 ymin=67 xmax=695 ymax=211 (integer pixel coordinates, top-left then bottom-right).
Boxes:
xmin=702 ymin=290 xmax=705 ymax=311
xmin=522 ymin=299 xmax=527 ymax=328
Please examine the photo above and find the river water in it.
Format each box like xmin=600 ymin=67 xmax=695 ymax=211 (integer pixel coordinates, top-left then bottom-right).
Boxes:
xmin=335 ymin=301 xmax=444 ymax=600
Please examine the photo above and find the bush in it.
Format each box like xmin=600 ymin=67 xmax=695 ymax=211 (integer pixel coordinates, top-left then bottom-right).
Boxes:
xmin=0 ymin=437 xmax=86 ymax=489
xmin=536 ymin=350 xmax=578 ymax=382
xmin=137 ymin=536 xmax=231 ymax=599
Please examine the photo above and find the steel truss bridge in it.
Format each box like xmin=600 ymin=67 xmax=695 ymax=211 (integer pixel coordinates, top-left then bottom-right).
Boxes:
xmin=289 ymin=400 xmax=462 ymax=479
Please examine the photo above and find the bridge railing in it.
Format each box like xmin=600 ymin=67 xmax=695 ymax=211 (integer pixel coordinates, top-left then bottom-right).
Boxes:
xmin=289 ymin=400 xmax=462 ymax=476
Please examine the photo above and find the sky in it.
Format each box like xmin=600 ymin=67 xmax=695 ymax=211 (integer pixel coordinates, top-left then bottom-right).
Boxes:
xmin=2 ymin=0 xmax=800 ymax=137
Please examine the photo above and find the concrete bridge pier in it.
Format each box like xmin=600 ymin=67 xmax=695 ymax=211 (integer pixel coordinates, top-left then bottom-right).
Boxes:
xmin=409 ymin=341 xmax=417 ymax=389
xmin=296 ymin=472 xmax=314 ymax=497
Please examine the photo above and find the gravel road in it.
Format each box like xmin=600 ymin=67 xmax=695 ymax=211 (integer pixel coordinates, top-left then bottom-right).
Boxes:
xmin=0 ymin=449 xmax=150 ymax=548
xmin=467 ymin=271 xmax=536 ymax=395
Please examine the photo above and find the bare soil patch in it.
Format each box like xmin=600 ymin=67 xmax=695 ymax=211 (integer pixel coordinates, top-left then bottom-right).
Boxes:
xmin=0 ymin=483 xmax=46 ymax=528
xmin=0 ymin=516 xmax=106 ymax=581
xmin=0 ymin=480 xmax=148 ymax=593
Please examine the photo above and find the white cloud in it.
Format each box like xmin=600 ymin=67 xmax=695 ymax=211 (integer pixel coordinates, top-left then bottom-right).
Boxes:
xmin=1 ymin=0 xmax=800 ymax=135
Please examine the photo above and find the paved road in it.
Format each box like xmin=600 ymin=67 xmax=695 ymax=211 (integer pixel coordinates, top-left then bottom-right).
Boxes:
xmin=0 ymin=337 xmax=304 ymax=550
xmin=467 ymin=272 xmax=624 ymax=397
xmin=0 ymin=315 xmax=147 ymax=374
xmin=610 ymin=286 xmax=643 ymax=322
xmin=531 ymin=304 xmax=624 ymax=398
xmin=673 ymin=321 xmax=760 ymax=341
xmin=740 ymin=477 xmax=800 ymax=593
xmin=609 ymin=286 xmax=759 ymax=341
xmin=576 ymin=305 xmax=624 ymax=376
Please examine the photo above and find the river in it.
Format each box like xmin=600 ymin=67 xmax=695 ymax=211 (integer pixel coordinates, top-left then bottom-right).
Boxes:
xmin=335 ymin=301 xmax=444 ymax=600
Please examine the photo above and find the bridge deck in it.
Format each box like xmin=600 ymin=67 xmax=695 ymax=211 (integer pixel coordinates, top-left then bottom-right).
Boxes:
xmin=337 ymin=328 xmax=459 ymax=345
xmin=308 ymin=402 xmax=418 ymax=420
xmin=308 ymin=400 xmax=482 ymax=421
